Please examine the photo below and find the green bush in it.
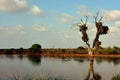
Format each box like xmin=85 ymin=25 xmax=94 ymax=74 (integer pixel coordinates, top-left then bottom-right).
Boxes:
xmin=28 ymin=44 xmax=42 ymax=53
xmin=4 ymin=49 xmax=13 ymax=55
xmin=114 ymin=46 xmax=119 ymax=50
xmin=111 ymin=49 xmax=118 ymax=54
xmin=17 ymin=48 xmax=24 ymax=53
xmin=61 ymin=49 xmax=67 ymax=53
xmin=78 ymin=46 xmax=85 ymax=50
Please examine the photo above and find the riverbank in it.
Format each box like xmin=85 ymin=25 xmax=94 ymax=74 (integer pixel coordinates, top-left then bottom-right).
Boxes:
xmin=1 ymin=53 xmax=120 ymax=58
xmin=1 ymin=43 xmax=120 ymax=56
xmin=31 ymin=53 xmax=120 ymax=57
xmin=0 ymin=48 xmax=120 ymax=57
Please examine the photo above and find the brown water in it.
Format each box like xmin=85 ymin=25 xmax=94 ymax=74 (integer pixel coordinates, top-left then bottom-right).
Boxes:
xmin=0 ymin=55 xmax=120 ymax=80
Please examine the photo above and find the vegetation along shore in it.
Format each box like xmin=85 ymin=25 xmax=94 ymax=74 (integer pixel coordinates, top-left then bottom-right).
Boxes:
xmin=0 ymin=44 xmax=120 ymax=57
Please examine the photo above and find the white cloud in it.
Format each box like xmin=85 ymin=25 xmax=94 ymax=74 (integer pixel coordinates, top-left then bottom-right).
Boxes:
xmin=64 ymin=34 xmax=73 ymax=39
xmin=58 ymin=30 xmax=81 ymax=40
xmin=29 ymin=5 xmax=44 ymax=16
xmin=109 ymin=27 xmax=117 ymax=33
xmin=115 ymin=21 xmax=120 ymax=28
xmin=33 ymin=26 xmax=47 ymax=32
xmin=0 ymin=25 xmax=25 ymax=36
xmin=76 ymin=5 xmax=92 ymax=16
xmin=0 ymin=0 xmax=45 ymax=16
xmin=32 ymin=24 xmax=49 ymax=32
xmin=0 ymin=0 xmax=27 ymax=13
xmin=56 ymin=13 xmax=74 ymax=24
xmin=108 ymin=21 xmax=120 ymax=34
xmin=101 ymin=10 xmax=120 ymax=22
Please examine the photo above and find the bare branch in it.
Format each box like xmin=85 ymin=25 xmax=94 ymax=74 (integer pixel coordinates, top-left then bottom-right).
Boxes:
xmin=75 ymin=16 xmax=90 ymax=48
xmin=81 ymin=19 xmax=84 ymax=24
xmin=98 ymin=16 xmax=104 ymax=22
xmin=85 ymin=16 xmax=88 ymax=24
xmin=71 ymin=22 xmax=82 ymax=29
xmin=93 ymin=12 xmax=99 ymax=22
xmin=93 ymin=13 xmax=109 ymax=48
xmin=72 ymin=12 xmax=109 ymax=57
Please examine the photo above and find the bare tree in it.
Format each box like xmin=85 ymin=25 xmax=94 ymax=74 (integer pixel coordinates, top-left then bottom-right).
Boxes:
xmin=73 ymin=13 xmax=109 ymax=56
xmin=93 ymin=13 xmax=109 ymax=49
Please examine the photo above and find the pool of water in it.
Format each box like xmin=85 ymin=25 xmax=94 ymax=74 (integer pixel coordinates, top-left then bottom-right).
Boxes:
xmin=0 ymin=55 xmax=120 ymax=80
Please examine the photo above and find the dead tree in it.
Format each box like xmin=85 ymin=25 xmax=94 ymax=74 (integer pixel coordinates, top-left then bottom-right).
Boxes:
xmin=75 ymin=16 xmax=93 ymax=56
xmin=79 ymin=16 xmax=90 ymax=47
xmin=93 ymin=13 xmax=109 ymax=49
xmin=74 ymin=13 xmax=109 ymax=56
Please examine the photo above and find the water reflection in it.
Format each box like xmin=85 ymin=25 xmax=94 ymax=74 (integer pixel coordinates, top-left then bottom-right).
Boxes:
xmin=96 ymin=57 xmax=120 ymax=65
xmin=17 ymin=55 xmax=24 ymax=60
xmin=96 ymin=57 xmax=103 ymax=64
xmin=60 ymin=57 xmax=71 ymax=62
xmin=74 ymin=57 xmax=87 ymax=63
xmin=27 ymin=55 xmax=41 ymax=66
xmin=109 ymin=57 xmax=120 ymax=65
xmin=84 ymin=57 xmax=102 ymax=80
xmin=5 ymin=55 xmax=14 ymax=60
xmin=72 ymin=57 xmax=120 ymax=65
xmin=0 ymin=55 xmax=120 ymax=80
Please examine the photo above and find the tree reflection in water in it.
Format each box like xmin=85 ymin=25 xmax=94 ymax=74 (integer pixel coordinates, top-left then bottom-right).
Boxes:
xmin=74 ymin=57 xmax=85 ymax=63
xmin=5 ymin=55 xmax=14 ymax=60
xmin=110 ymin=58 xmax=120 ymax=65
xmin=96 ymin=57 xmax=120 ymax=65
xmin=27 ymin=55 xmax=41 ymax=66
xmin=17 ymin=55 xmax=24 ymax=60
xmin=84 ymin=57 xmax=102 ymax=80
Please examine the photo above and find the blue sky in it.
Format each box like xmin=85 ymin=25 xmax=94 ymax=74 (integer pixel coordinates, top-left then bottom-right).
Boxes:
xmin=0 ymin=0 xmax=120 ymax=48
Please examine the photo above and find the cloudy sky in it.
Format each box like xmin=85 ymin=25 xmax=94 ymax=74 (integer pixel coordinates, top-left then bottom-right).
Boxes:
xmin=0 ymin=0 xmax=120 ymax=49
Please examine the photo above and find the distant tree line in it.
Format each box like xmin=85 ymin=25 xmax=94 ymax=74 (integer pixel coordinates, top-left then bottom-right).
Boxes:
xmin=0 ymin=44 xmax=120 ymax=55
xmin=0 ymin=43 xmax=42 ymax=55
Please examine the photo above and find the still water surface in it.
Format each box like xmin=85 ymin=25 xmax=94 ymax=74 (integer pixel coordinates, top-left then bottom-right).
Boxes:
xmin=0 ymin=55 xmax=120 ymax=80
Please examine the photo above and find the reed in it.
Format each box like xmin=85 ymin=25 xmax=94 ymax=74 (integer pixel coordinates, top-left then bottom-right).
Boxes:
xmin=111 ymin=73 xmax=120 ymax=80
xmin=7 ymin=73 xmax=67 ymax=80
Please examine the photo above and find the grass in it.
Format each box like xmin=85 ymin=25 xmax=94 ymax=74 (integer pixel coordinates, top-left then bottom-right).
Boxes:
xmin=6 ymin=73 xmax=68 ymax=80
xmin=1 ymin=72 xmax=120 ymax=80
xmin=111 ymin=73 xmax=120 ymax=80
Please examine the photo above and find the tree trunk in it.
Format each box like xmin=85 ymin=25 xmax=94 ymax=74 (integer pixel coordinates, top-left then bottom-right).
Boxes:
xmin=88 ymin=47 xmax=94 ymax=56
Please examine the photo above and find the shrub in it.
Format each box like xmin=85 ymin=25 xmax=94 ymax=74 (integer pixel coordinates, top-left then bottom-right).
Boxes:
xmin=17 ymin=48 xmax=24 ymax=53
xmin=78 ymin=46 xmax=85 ymax=50
xmin=112 ymin=49 xmax=118 ymax=55
xmin=61 ymin=48 xmax=67 ymax=53
xmin=28 ymin=44 xmax=42 ymax=53
xmin=4 ymin=49 xmax=13 ymax=55
xmin=114 ymin=46 xmax=119 ymax=50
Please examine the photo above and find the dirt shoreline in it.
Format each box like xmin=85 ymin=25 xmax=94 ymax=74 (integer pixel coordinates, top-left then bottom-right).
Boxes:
xmin=1 ymin=53 xmax=120 ymax=57
xmin=42 ymin=54 xmax=120 ymax=57
xmin=14 ymin=53 xmax=120 ymax=57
